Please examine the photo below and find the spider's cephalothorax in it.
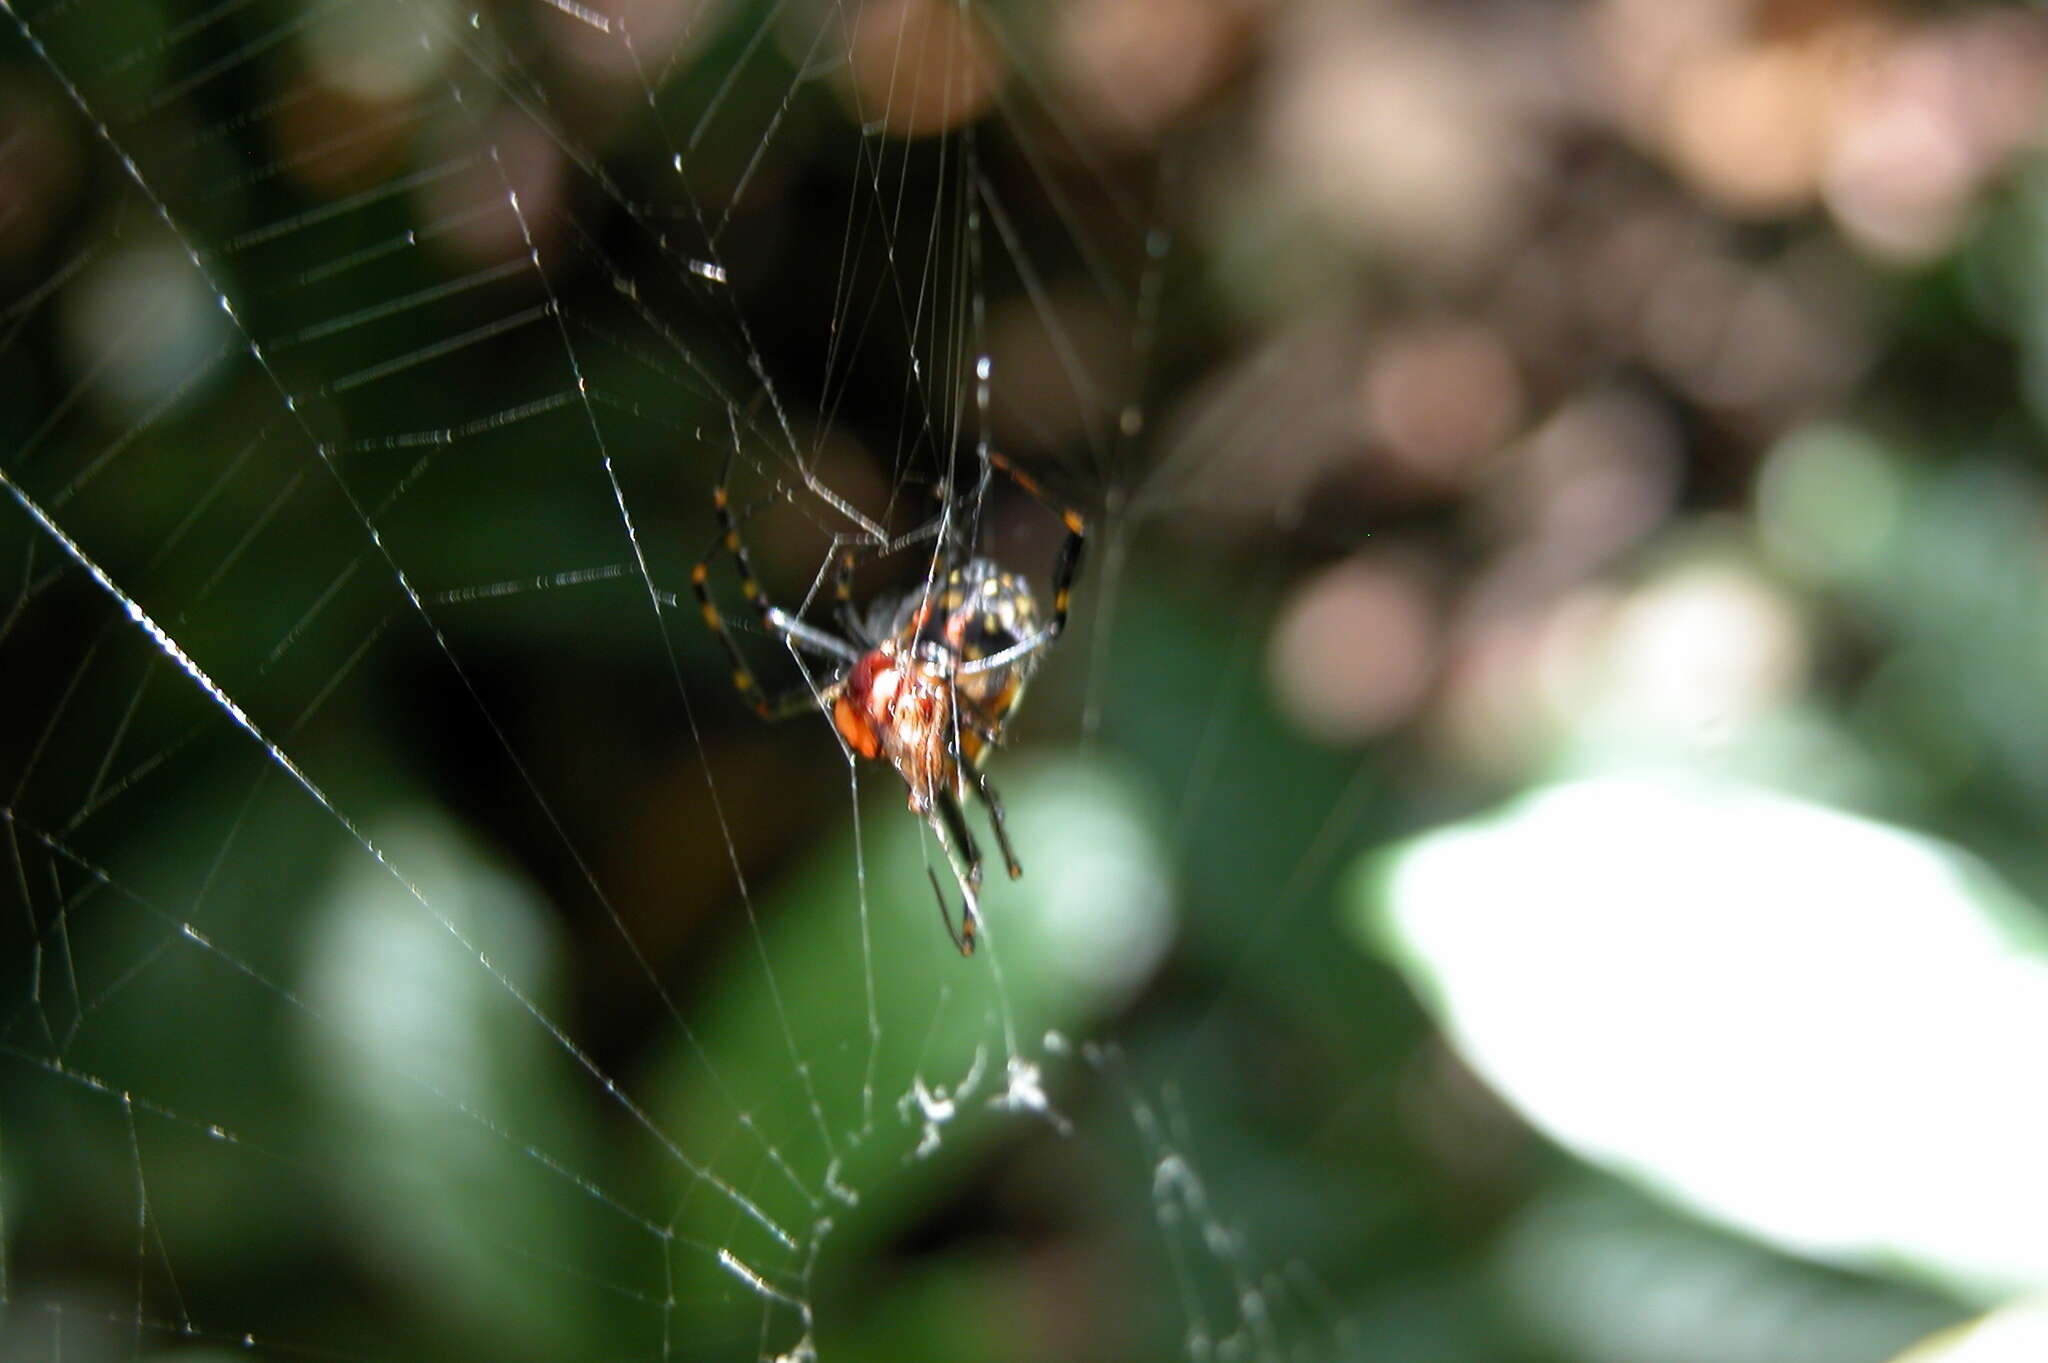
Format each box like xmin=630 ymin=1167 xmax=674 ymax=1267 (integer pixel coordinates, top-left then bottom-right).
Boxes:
xmin=693 ymin=453 xmax=1085 ymax=956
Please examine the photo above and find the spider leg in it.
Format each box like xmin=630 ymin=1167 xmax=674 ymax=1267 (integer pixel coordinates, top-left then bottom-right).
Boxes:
xmin=964 ymin=709 xmax=1004 ymax=749
xmin=927 ymin=787 xmax=985 ymax=956
xmin=955 ymin=451 xmax=1087 ymax=678
xmin=695 ymin=449 xmax=864 ymax=720
xmin=831 ymin=543 xmax=864 ymax=645
xmin=926 ymin=867 xmax=978 ymax=958
xmin=970 ymin=763 xmax=1023 ymax=880
xmin=759 ymin=606 xmax=865 ymax=663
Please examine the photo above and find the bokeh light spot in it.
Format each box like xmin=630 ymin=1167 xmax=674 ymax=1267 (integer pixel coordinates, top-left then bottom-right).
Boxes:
xmin=1757 ymin=424 xmax=1902 ymax=582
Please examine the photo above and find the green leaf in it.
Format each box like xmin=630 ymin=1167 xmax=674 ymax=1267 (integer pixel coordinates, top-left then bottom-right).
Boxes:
xmin=298 ymin=810 xmax=611 ymax=1359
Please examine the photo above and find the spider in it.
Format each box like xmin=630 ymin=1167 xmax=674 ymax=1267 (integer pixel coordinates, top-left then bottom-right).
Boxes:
xmin=691 ymin=449 xmax=1085 ymax=956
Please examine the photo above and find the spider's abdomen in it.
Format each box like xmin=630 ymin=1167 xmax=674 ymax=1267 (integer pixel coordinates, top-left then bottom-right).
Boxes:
xmin=930 ymin=556 xmax=1037 ymax=651
xmin=926 ymin=558 xmax=1038 ymax=729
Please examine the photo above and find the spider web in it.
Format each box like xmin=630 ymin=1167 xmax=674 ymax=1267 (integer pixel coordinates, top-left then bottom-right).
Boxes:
xmin=0 ymin=1 xmax=1350 ymax=1359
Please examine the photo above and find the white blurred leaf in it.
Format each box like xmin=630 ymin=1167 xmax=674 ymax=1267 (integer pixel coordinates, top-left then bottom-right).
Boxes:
xmin=1353 ymin=776 xmax=2048 ymax=1301
xmin=1892 ymin=1299 xmax=2048 ymax=1363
